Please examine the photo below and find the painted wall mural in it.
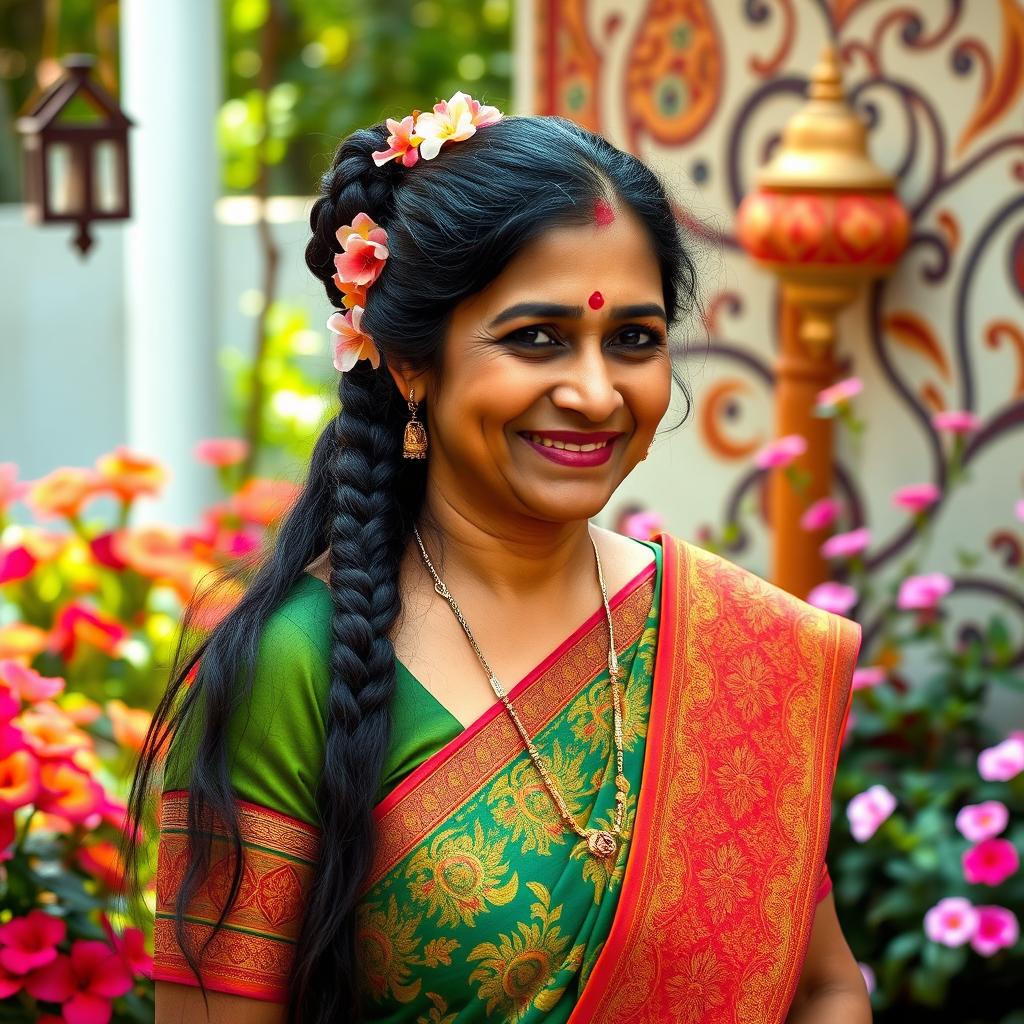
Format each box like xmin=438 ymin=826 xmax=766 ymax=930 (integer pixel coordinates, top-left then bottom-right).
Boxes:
xmin=531 ymin=0 xmax=1024 ymax=673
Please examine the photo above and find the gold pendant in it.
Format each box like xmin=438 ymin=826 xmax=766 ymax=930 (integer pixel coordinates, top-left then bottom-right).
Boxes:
xmin=403 ymin=420 xmax=428 ymax=459
xmin=586 ymin=829 xmax=618 ymax=859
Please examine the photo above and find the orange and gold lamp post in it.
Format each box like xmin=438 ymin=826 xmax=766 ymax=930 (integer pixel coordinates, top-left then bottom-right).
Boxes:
xmin=737 ymin=45 xmax=909 ymax=599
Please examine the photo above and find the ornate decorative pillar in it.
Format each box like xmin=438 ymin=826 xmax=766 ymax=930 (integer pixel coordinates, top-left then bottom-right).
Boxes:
xmin=737 ymin=46 xmax=908 ymax=598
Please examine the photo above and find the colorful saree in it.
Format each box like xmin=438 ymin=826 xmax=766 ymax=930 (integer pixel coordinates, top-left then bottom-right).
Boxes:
xmin=154 ymin=534 xmax=860 ymax=1022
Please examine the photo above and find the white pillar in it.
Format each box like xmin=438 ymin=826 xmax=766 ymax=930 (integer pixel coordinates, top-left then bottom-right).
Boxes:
xmin=120 ymin=0 xmax=221 ymax=527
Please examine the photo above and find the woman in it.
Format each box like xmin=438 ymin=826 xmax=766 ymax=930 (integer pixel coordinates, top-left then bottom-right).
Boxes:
xmin=130 ymin=93 xmax=870 ymax=1023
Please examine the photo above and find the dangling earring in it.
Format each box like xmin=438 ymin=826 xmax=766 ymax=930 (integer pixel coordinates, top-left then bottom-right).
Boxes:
xmin=403 ymin=386 xmax=428 ymax=459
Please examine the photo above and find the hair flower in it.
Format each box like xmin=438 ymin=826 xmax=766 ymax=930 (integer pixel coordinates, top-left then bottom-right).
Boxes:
xmin=333 ymin=213 xmax=389 ymax=289
xmin=372 ymin=114 xmax=424 ymax=168
xmin=414 ymin=91 xmax=503 ymax=160
xmin=328 ymin=307 xmax=380 ymax=373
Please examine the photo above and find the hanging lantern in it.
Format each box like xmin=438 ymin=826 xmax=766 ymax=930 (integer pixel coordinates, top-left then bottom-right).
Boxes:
xmin=15 ymin=54 xmax=134 ymax=257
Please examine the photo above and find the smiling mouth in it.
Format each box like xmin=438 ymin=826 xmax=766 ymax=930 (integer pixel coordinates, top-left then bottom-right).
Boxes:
xmin=517 ymin=430 xmax=622 ymax=468
xmin=524 ymin=433 xmax=612 ymax=452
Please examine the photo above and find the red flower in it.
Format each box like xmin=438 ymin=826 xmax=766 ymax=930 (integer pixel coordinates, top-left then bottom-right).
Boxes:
xmin=0 ymin=910 xmax=66 ymax=975
xmin=24 ymin=940 xmax=132 ymax=1024
xmin=47 ymin=603 xmax=127 ymax=663
xmin=0 ymin=545 xmax=36 ymax=585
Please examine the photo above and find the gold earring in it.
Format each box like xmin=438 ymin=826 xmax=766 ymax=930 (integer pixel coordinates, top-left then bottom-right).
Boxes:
xmin=403 ymin=386 xmax=428 ymax=459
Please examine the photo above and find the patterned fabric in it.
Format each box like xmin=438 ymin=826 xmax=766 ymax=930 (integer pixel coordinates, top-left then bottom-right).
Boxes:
xmin=153 ymin=535 xmax=857 ymax=1021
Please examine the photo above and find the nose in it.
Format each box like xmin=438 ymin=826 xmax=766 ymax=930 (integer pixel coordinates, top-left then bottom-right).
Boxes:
xmin=549 ymin=344 xmax=624 ymax=423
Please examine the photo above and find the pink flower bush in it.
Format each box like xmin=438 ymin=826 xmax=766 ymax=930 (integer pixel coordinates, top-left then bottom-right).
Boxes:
xmin=955 ymin=801 xmax=1009 ymax=842
xmin=815 ymin=376 xmax=863 ymax=412
xmin=847 ymin=784 xmax=897 ymax=842
xmin=821 ymin=527 xmax=871 ymax=560
xmin=23 ymin=939 xmax=133 ymax=1024
xmin=891 ymin=483 xmax=940 ymax=513
xmin=932 ymin=410 xmax=981 ymax=434
xmin=978 ymin=734 xmax=1024 ymax=781
xmin=800 ymin=497 xmax=841 ymax=531
xmin=962 ymin=837 xmax=1019 ymax=886
xmin=0 ymin=910 xmax=66 ymax=974
xmin=924 ymin=897 xmax=979 ymax=946
xmin=897 ymin=572 xmax=953 ymax=611
xmin=755 ymin=433 xmax=807 ymax=469
xmin=807 ymin=581 xmax=858 ymax=615
xmin=852 ymin=666 xmax=886 ymax=690
xmin=970 ymin=906 xmax=1019 ymax=956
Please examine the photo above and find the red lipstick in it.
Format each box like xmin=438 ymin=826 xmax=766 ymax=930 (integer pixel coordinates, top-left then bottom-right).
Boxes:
xmin=518 ymin=430 xmax=622 ymax=468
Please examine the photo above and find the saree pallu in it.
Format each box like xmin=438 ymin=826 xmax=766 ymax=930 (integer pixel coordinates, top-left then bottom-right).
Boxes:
xmin=153 ymin=534 xmax=859 ymax=1022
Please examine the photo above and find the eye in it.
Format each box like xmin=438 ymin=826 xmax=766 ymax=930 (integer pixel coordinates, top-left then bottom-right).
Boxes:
xmin=613 ymin=325 xmax=666 ymax=348
xmin=503 ymin=326 xmax=561 ymax=348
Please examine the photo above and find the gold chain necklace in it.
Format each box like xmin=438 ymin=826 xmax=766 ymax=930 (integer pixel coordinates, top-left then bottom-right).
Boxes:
xmin=412 ymin=525 xmax=629 ymax=859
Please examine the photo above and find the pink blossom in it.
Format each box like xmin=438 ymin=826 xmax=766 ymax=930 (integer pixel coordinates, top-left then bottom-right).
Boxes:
xmin=800 ymin=497 xmax=841 ymax=532
xmin=955 ymin=801 xmax=1009 ymax=843
xmin=807 ymin=582 xmax=858 ymax=615
xmin=0 ymin=661 xmax=64 ymax=703
xmin=891 ymin=482 xmax=940 ymax=513
xmin=821 ymin=527 xmax=871 ymax=560
xmin=0 ymin=911 xmax=66 ymax=975
xmin=620 ymin=511 xmax=664 ymax=541
xmin=857 ymin=962 xmax=875 ymax=995
xmin=970 ymin=906 xmax=1019 ymax=956
xmin=924 ymin=897 xmax=978 ymax=946
xmin=852 ymin=666 xmax=886 ymax=691
xmin=897 ymin=572 xmax=953 ymax=611
xmin=932 ymin=410 xmax=981 ymax=434
xmin=23 ymin=940 xmax=132 ymax=1024
xmin=754 ymin=434 xmax=806 ymax=470
xmin=815 ymin=376 xmax=863 ymax=411
xmin=962 ymin=838 xmax=1019 ymax=886
xmin=0 ymin=546 xmax=36 ymax=586
xmin=978 ymin=735 xmax=1024 ymax=781
xmin=193 ymin=438 xmax=250 ymax=467
xmin=100 ymin=913 xmax=151 ymax=979
xmin=847 ymin=784 xmax=896 ymax=842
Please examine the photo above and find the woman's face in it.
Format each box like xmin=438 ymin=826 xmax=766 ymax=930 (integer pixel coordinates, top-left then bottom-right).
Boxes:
xmin=397 ymin=200 xmax=673 ymax=528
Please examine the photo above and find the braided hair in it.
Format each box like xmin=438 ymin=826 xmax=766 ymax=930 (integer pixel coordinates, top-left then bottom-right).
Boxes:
xmin=126 ymin=113 xmax=701 ymax=1023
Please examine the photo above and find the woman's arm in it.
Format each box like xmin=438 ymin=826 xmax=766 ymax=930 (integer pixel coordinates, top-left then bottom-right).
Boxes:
xmin=156 ymin=981 xmax=287 ymax=1024
xmin=786 ymin=893 xmax=872 ymax=1023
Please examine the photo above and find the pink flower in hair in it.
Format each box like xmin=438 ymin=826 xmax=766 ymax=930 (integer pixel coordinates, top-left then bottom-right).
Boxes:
xmin=971 ymin=906 xmax=1019 ymax=956
xmin=372 ymin=114 xmax=423 ymax=168
xmin=414 ymin=90 xmax=503 ymax=160
xmin=327 ymin=307 xmax=380 ymax=373
xmin=333 ymin=213 xmax=389 ymax=289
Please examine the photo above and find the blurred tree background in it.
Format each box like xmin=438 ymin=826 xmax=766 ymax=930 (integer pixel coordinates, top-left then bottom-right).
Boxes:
xmin=0 ymin=0 xmax=514 ymax=201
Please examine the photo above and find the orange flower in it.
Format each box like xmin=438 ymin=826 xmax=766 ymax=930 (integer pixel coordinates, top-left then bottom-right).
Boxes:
xmin=76 ymin=841 xmax=126 ymax=892
xmin=16 ymin=703 xmax=93 ymax=761
xmin=0 ymin=623 xmax=48 ymax=661
xmin=112 ymin=525 xmax=193 ymax=582
xmin=231 ymin=478 xmax=301 ymax=526
xmin=25 ymin=468 xmax=100 ymax=520
xmin=94 ymin=446 xmax=167 ymax=502
xmin=106 ymin=699 xmax=151 ymax=752
xmin=48 ymin=603 xmax=127 ymax=662
xmin=36 ymin=760 xmax=104 ymax=823
xmin=0 ymin=749 xmax=39 ymax=813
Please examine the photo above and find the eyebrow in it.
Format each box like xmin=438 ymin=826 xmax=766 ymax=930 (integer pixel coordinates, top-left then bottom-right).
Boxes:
xmin=487 ymin=301 xmax=667 ymax=328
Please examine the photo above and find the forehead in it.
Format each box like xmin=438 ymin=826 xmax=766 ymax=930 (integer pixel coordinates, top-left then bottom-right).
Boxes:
xmin=459 ymin=204 xmax=663 ymax=320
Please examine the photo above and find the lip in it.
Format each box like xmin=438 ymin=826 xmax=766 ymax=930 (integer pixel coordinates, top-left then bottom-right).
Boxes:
xmin=517 ymin=430 xmax=622 ymax=468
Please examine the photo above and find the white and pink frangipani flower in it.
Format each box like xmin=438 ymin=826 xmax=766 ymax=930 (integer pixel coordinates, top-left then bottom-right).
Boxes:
xmin=815 ymin=376 xmax=862 ymax=412
xmin=821 ymin=527 xmax=871 ymax=560
xmin=333 ymin=213 xmax=389 ymax=290
xmin=327 ymin=307 xmax=381 ymax=373
xmin=807 ymin=582 xmax=858 ymax=616
xmin=372 ymin=114 xmax=423 ymax=168
xmin=932 ymin=410 xmax=981 ymax=434
xmin=970 ymin=905 xmax=1019 ymax=956
xmin=852 ymin=666 xmax=886 ymax=691
xmin=754 ymin=433 xmax=806 ymax=470
xmin=414 ymin=91 xmax=503 ymax=161
xmin=897 ymin=572 xmax=953 ymax=611
xmin=962 ymin=837 xmax=1019 ymax=886
xmin=955 ymin=801 xmax=1010 ymax=843
xmin=800 ymin=497 xmax=841 ymax=532
xmin=847 ymin=784 xmax=897 ymax=842
xmin=891 ymin=482 xmax=941 ymax=513
xmin=924 ymin=897 xmax=979 ymax=947
xmin=978 ymin=734 xmax=1024 ymax=782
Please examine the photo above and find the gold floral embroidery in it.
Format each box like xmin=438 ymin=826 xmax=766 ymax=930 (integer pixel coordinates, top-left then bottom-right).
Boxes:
xmin=488 ymin=741 xmax=587 ymax=855
xmin=405 ymin=820 xmax=519 ymax=928
xmin=468 ymin=882 xmax=584 ymax=1022
xmin=697 ymin=841 xmax=753 ymax=924
xmin=664 ymin=947 xmax=728 ymax=1024
xmin=723 ymin=652 xmax=778 ymax=722
xmin=568 ymin=659 xmax=649 ymax=759
xmin=417 ymin=992 xmax=457 ymax=1024
xmin=713 ymin=742 xmax=767 ymax=820
xmin=357 ymin=894 xmax=424 ymax=1004
xmin=422 ymin=937 xmax=460 ymax=969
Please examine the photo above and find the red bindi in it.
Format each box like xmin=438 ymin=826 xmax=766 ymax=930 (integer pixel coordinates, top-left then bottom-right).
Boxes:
xmin=593 ymin=199 xmax=615 ymax=226
xmin=588 ymin=291 xmax=605 ymax=309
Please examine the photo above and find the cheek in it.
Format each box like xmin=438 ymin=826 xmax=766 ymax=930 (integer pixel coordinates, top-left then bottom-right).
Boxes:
xmin=623 ymin=360 xmax=672 ymax=425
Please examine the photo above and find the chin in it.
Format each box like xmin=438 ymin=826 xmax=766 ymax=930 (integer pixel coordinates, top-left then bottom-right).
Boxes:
xmin=514 ymin=479 xmax=621 ymax=524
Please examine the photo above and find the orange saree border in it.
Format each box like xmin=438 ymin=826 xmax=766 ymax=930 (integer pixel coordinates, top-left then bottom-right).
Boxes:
xmin=153 ymin=792 xmax=319 ymax=1002
xmin=570 ymin=534 xmax=860 ymax=1024
xmin=364 ymin=558 xmax=657 ymax=892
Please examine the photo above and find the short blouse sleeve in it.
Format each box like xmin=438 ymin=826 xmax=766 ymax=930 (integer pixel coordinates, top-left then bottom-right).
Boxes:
xmin=154 ymin=604 xmax=331 ymax=1003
